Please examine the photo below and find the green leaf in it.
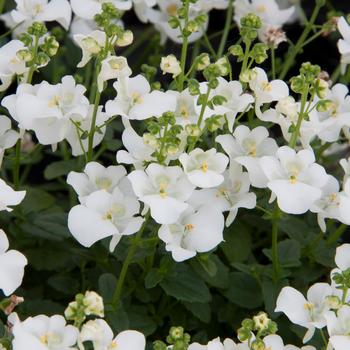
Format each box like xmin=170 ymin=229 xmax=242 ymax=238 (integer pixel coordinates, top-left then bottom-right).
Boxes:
xmin=21 ymin=188 xmax=55 ymax=215
xmin=261 ymin=277 xmax=288 ymax=315
xmin=263 ymin=239 xmax=301 ymax=268
xmin=183 ymin=302 xmax=211 ymax=323
xmin=44 ymin=160 xmax=78 ymax=180
xmin=224 ymin=272 xmax=263 ymax=309
xmin=48 ymin=275 xmax=80 ymax=295
xmin=160 ymin=264 xmax=211 ymax=303
xmin=99 ymin=273 xmax=117 ymax=304
xmin=145 ymin=268 xmax=164 ymax=289
xmin=221 ymin=223 xmax=251 ymax=263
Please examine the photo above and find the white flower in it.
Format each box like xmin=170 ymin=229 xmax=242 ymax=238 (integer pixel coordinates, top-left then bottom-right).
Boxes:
xmin=0 ymin=115 xmax=19 ymax=165
xmin=340 ymin=156 xmax=350 ymax=183
xmin=179 ymin=148 xmax=229 ymax=188
xmin=189 ymin=337 xmax=237 ymax=350
xmin=160 ymin=55 xmax=182 ymax=78
xmin=3 ymin=0 xmax=72 ymax=33
xmin=334 ymin=243 xmax=350 ymax=272
xmin=166 ymin=89 xmax=199 ymax=126
xmin=325 ymin=305 xmax=350 ymax=350
xmin=0 ymin=40 xmax=27 ymax=92
xmin=214 ymin=78 xmax=254 ymax=132
xmin=71 ymin=0 xmax=132 ymax=20
xmin=2 ymin=76 xmax=89 ymax=146
xmin=74 ymin=30 xmax=106 ymax=68
xmin=83 ymin=291 xmax=104 ymax=317
xmin=159 ymin=205 xmax=224 ymax=262
xmin=310 ymin=176 xmax=350 ymax=232
xmin=0 ymin=178 xmax=26 ymax=211
xmin=275 ymin=283 xmax=333 ymax=343
xmin=67 ymin=162 xmax=128 ymax=204
xmin=68 ymin=187 xmax=144 ymax=251
xmin=216 ymin=125 xmax=278 ymax=188
xmin=128 ymin=163 xmax=195 ymax=224
xmin=105 ymin=74 xmax=177 ymax=120
xmin=260 ymin=146 xmax=329 ymax=214
xmin=0 ymin=230 xmax=27 ymax=296
xmin=147 ymin=0 xmax=208 ymax=43
xmin=337 ymin=17 xmax=350 ymax=74
xmin=97 ymin=56 xmax=132 ymax=92
xmin=310 ymin=84 xmax=350 ymax=142
xmin=234 ymin=0 xmax=295 ymax=42
xmin=116 ymin=125 xmax=155 ymax=168
xmin=133 ymin=0 xmax=157 ymax=22
xmin=249 ymin=67 xmax=289 ymax=116
xmin=66 ymin=104 xmax=109 ymax=156
xmin=12 ymin=314 xmax=79 ymax=350
xmin=79 ymin=319 xmax=145 ymax=350
xmin=189 ymin=164 xmax=256 ymax=226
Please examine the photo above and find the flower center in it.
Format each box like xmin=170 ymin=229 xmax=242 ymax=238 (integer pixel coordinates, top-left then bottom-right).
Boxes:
xmin=201 ymin=161 xmax=209 ymax=172
xmin=256 ymin=4 xmax=266 ymax=13
xmin=159 ymin=182 xmax=168 ymax=198
xmin=261 ymin=81 xmax=272 ymax=91
xmin=96 ymin=177 xmax=112 ymax=190
xmin=185 ymin=223 xmax=194 ymax=231
xmin=166 ymin=4 xmax=178 ymax=16
xmin=180 ymin=104 xmax=189 ymax=119
xmin=131 ymin=92 xmax=143 ymax=104
xmin=48 ymin=95 xmax=61 ymax=108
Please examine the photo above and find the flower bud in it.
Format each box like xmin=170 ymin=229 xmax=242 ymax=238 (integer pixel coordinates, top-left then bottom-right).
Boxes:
xmin=28 ymin=21 xmax=47 ymax=37
xmin=169 ymin=326 xmax=184 ymax=340
xmin=82 ymin=37 xmax=101 ymax=55
xmin=64 ymin=301 xmax=78 ymax=320
xmin=276 ymin=96 xmax=298 ymax=119
xmin=215 ymin=57 xmax=230 ymax=76
xmin=237 ymin=327 xmax=251 ymax=342
xmin=160 ymin=55 xmax=181 ymax=78
xmin=314 ymin=78 xmax=329 ymax=98
xmin=116 ymin=30 xmax=134 ymax=47
xmin=83 ymin=291 xmax=104 ymax=317
xmin=143 ymin=133 xmax=159 ymax=148
xmin=251 ymin=339 xmax=265 ymax=350
xmin=253 ymin=312 xmax=270 ymax=331
xmin=326 ymin=295 xmax=342 ymax=310
xmin=16 ymin=49 xmax=33 ymax=62
xmin=187 ymin=20 xmax=198 ymax=33
xmin=239 ymin=69 xmax=257 ymax=83
xmin=185 ymin=124 xmax=201 ymax=137
xmin=196 ymin=53 xmax=210 ymax=71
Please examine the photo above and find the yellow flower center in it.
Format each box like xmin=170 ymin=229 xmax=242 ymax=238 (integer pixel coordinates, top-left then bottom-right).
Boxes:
xmin=185 ymin=223 xmax=194 ymax=231
xmin=159 ymin=183 xmax=168 ymax=198
xmin=201 ymin=161 xmax=209 ymax=172
xmin=289 ymin=175 xmax=297 ymax=184
xmin=304 ymin=302 xmax=314 ymax=311
xmin=256 ymin=4 xmax=266 ymax=13
xmin=132 ymin=92 xmax=143 ymax=104
xmin=261 ymin=81 xmax=272 ymax=92
xmin=48 ymin=95 xmax=60 ymax=108
xmin=166 ymin=4 xmax=178 ymax=16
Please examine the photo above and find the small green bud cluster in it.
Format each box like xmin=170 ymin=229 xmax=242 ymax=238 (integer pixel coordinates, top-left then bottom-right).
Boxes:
xmin=240 ymin=13 xmax=262 ymax=42
xmin=333 ymin=268 xmax=350 ymax=291
xmin=229 ymin=42 xmax=268 ymax=65
xmin=153 ymin=326 xmax=191 ymax=350
xmin=146 ymin=111 xmax=183 ymax=163
xmin=168 ymin=0 xmax=207 ymax=38
xmin=237 ymin=312 xmax=277 ymax=347
xmin=65 ymin=291 xmax=104 ymax=328
xmin=18 ymin=22 xmax=59 ymax=71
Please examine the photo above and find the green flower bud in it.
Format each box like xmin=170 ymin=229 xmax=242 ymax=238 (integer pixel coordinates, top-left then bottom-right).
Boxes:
xmin=19 ymin=33 xmax=33 ymax=46
xmin=195 ymin=53 xmax=210 ymax=71
xmin=28 ymin=21 xmax=47 ymax=37
xmin=239 ymin=68 xmax=257 ymax=83
xmin=153 ymin=340 xmax=167 ymax=350
xmin=195 ymin=13 xmax=208 ymax=26
xmin=228 ymin=44 xmax=244 ymax=58
xmin=241 ymin=318 xmax=254 ymax=330
xmin=36 ymin=52 xmax=50 ymax=66
xmin=169 ymin=326 xmax=184 ymax=340
xmin=237 ymin=327 xmax=252 ymax=342
xmin=316 ymin=99 xmax=333 ymax=113
xmin=290 ymin=75 xmax=304 ymax=94
xmin=212 ymin=95 xmax=227 ymax=106
xmin=143 ymin=133 xmax=159 ymax=149
xmin=313 ymin=78 xmax=329 ymax=99
xmin=188 ymin=79 xmax=200 ymax=95
xmin=168 ymin=16 xmax=180 ymax=29
xmin=250 ymin=43 xmax=268 ymax=64
xmin=102 ymin=2 xmax=118 ymax=17
xmin=251 ymin=339 xmax=265 ymax=350
xmin=240 ymin=13 xmax=262 ymax=29
xmin=215 ymin=57 xmax=230 ymax=76
xmin=326 ymin=295 xmax=342 ymax=310
xmin=185 ymin=124 xmax=201 ymax=137
xmin=16 ymin=49 xmax=33 ymax=62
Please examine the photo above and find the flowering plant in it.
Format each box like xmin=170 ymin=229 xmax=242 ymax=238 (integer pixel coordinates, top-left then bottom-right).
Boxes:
xmin=0 ymin=0 xmax=350 ymax=349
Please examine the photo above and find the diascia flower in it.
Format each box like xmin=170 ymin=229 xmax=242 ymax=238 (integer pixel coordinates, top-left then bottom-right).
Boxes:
xmin=12 ymin=314 xmax=79 ymax=350
xmin=179 ymin=148 xmax=229 ymax=188
xmin=68 ymin=187 xmax=144 ymax=251
xmin=2 ymin=0 xmax=72 ymax=34
xmin=337 ymin=17 xmax=350 ymax=74
xmin=0 ymin=230 xmax=27 ymax=296
xmin=260 ymin=146 xmax=329 ymax=214
xmin=189 ymin=164 xmax=257 ymax=226
xmin=79 ymin=319 xmax=146 ymax=350
xmin=158 ymin=205 xmax=224 ymax=262
xmin=105 ymin=74 xmax=177 ymax=120
xmin=325 ymin=305 xmax=350 ymax=350
xmin=67 ymin=162 xmax=128 ymax=204
xmin=128 ymin=163 xmax=195 ymax=224
xmin=216 ymin=125 xmax=278 ymax=188
xmin=275 ymin=283 xmax=333 ymax=343
xmin=0 ymin=178 xmax=26 ymax=212
xmin=0 ymin=40 xmax=27 ymax=92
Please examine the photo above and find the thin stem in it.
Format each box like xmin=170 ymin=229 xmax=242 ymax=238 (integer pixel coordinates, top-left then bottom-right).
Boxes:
xmin=272 ymin=205 xmax=280 ymax=281
xmin=217 ymin=0 xmax=233 ymax=58
xmin=0 ymin=0 xmax=5 ymax=14
xmin=240 ymin=39 xmax=251 ymax=75
xmin=319 ymin=329 xmax=328 ymax=348
xmin=87 ymin=88 xmax=101 ymax=162
xmin=202 ymin=33 xmax=216 ymax=57
xmin=279 ymin=1 xmax=323 ymax=80
xmin=288 ymin=84 xmax=308 ymax=148
xmin=270 ymin=46 xmax=276 ymax=80
xmin=112 ymin=213 xmax=150 ymax=309
xmin=327 ymin=224 xmax=347 ymax=245
xmin=178 ymin=0 xmax=190 ymax=91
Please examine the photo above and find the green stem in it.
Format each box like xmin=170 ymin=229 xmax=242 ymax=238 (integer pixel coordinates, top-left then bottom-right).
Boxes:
xmin=319 ymin=329 xmax=328 ymax=348
xmin=288 ymin=85 xmax=308 ymax=148
xmin=279 ymin=1 xmax=323 ymax=80
xmin=0 ymin=0 xmax=5 ymax=14
xmin=327 ymin=224 xmax=347 ymax=245
xmin=87 ymin=88 xmax=101 ymax=162
xmin=112 ymin=214 xmax=149 ymax=308
xmin=217 ymin=0 xmax=233 ymax=58
xmin=13 ymin=35 xmax=40 ymax=189
xmin=178 ymin=0 xmax=190 ymax=91
xmin=271 ymin=205 xmax=280 ymax=281
xmin=240 ymin=39 xmax=251 ymax=75
xmin=270 ymin=46 xmax=276 ymax=80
